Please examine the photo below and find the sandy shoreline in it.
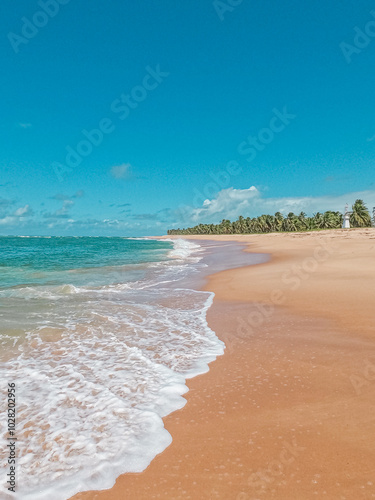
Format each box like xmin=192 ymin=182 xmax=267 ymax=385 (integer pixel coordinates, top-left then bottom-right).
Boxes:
xmin=72 ymin=228 xmax=375 ymax=500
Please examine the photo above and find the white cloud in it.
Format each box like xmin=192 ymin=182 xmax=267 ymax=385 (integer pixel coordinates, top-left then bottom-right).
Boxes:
xmin=56 ymin=200 xmax=74 ymax=216
xmin=14 ymin=204 xmax=31 ymax=217
xmin=192 ymin=186 xmax=259 ymax=221
xmin=185 ymin=187 xmax=375 ymax=224
xmin=0 ymin=204 xmax=33 ymax=226
xmin=0 ymin=216 xmax=16 ymax=226
xmin=110 ymin=163 xmax=132 ymax=179
xmin=52 ymin=191 xmax=84 ymax=201
xmin=18 ymin=123 xmax=32 ymax=129
xmin=44 ymin=192 xmax=84 ymax=220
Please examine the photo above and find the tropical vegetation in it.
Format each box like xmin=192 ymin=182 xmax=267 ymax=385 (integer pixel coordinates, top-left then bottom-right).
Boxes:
xmin=167 ymin=199 xmax=373 ymax=235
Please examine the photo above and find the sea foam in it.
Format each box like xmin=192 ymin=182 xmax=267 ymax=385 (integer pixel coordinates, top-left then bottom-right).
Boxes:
xmin=0 ymin=239 xmax=223 ymax=499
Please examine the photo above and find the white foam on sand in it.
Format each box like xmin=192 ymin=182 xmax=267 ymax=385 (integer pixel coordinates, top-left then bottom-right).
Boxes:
xmin=0 ymin=239 xmax=224 ymax=500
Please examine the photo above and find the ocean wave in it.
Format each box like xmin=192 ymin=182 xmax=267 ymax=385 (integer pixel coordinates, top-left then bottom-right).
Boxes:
xmin=0 ymin=238 xmax=223 ymax=500
xmin=164 ymin=238 xmax=203 ymax=262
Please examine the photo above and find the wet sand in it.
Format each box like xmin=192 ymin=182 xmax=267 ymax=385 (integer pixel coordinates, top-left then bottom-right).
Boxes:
xmin=72 ymin=228 xmax=375 ymax=500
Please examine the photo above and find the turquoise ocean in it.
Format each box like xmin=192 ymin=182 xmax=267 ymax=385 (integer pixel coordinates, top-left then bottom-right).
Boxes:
xmin=0 ymin=237 xmax=224 ymax=499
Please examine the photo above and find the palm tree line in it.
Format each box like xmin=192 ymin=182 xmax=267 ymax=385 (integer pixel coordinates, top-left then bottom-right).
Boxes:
xmin=167 ymin=199 xmax=373 ymax=235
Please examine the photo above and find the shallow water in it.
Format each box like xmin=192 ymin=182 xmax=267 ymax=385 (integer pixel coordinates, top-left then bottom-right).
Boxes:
xmin=0 ymin=236 xmax=266 ymax=499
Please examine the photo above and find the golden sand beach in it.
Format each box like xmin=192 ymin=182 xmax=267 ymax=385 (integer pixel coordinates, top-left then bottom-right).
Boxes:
xmin=73 ymin=228 xmax=375 ymax=500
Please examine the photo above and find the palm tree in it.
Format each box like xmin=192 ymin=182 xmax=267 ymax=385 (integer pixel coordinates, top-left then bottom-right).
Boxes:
xmin=350 ymin=199 xmax=372 ymax=227
xmin=246 ymin=217 xmax=256 ymax=233
xmin=254 ymin=215 xmax=268 ymax=233
xmin=263 ymin=214 xmax=275 ymax=232
xmin=282 ymin=212 xmax=299 ymax=231
xmin=221 ymin=219 xmax=232 ymax=234
xmin=297 ymin=211 xmax=308 ymax=230
xmin=320 ymin=211 xmax=340 ymax=229
xmin=274 ymin=212 xmax=284 ymax=232
xmin=313 ymin=212 xmax=323 ymax=229
xmin=237 ymin=215 xmax=247 ymax=233
xmin=305 ymin=217 xmax=317 ymax=230
xmin=167 ymin=201 xmax=373 ymax=234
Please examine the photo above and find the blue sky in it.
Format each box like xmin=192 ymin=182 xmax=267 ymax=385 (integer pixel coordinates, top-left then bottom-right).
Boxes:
xmin=1 ymin=0 xmax=375 ymax=235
